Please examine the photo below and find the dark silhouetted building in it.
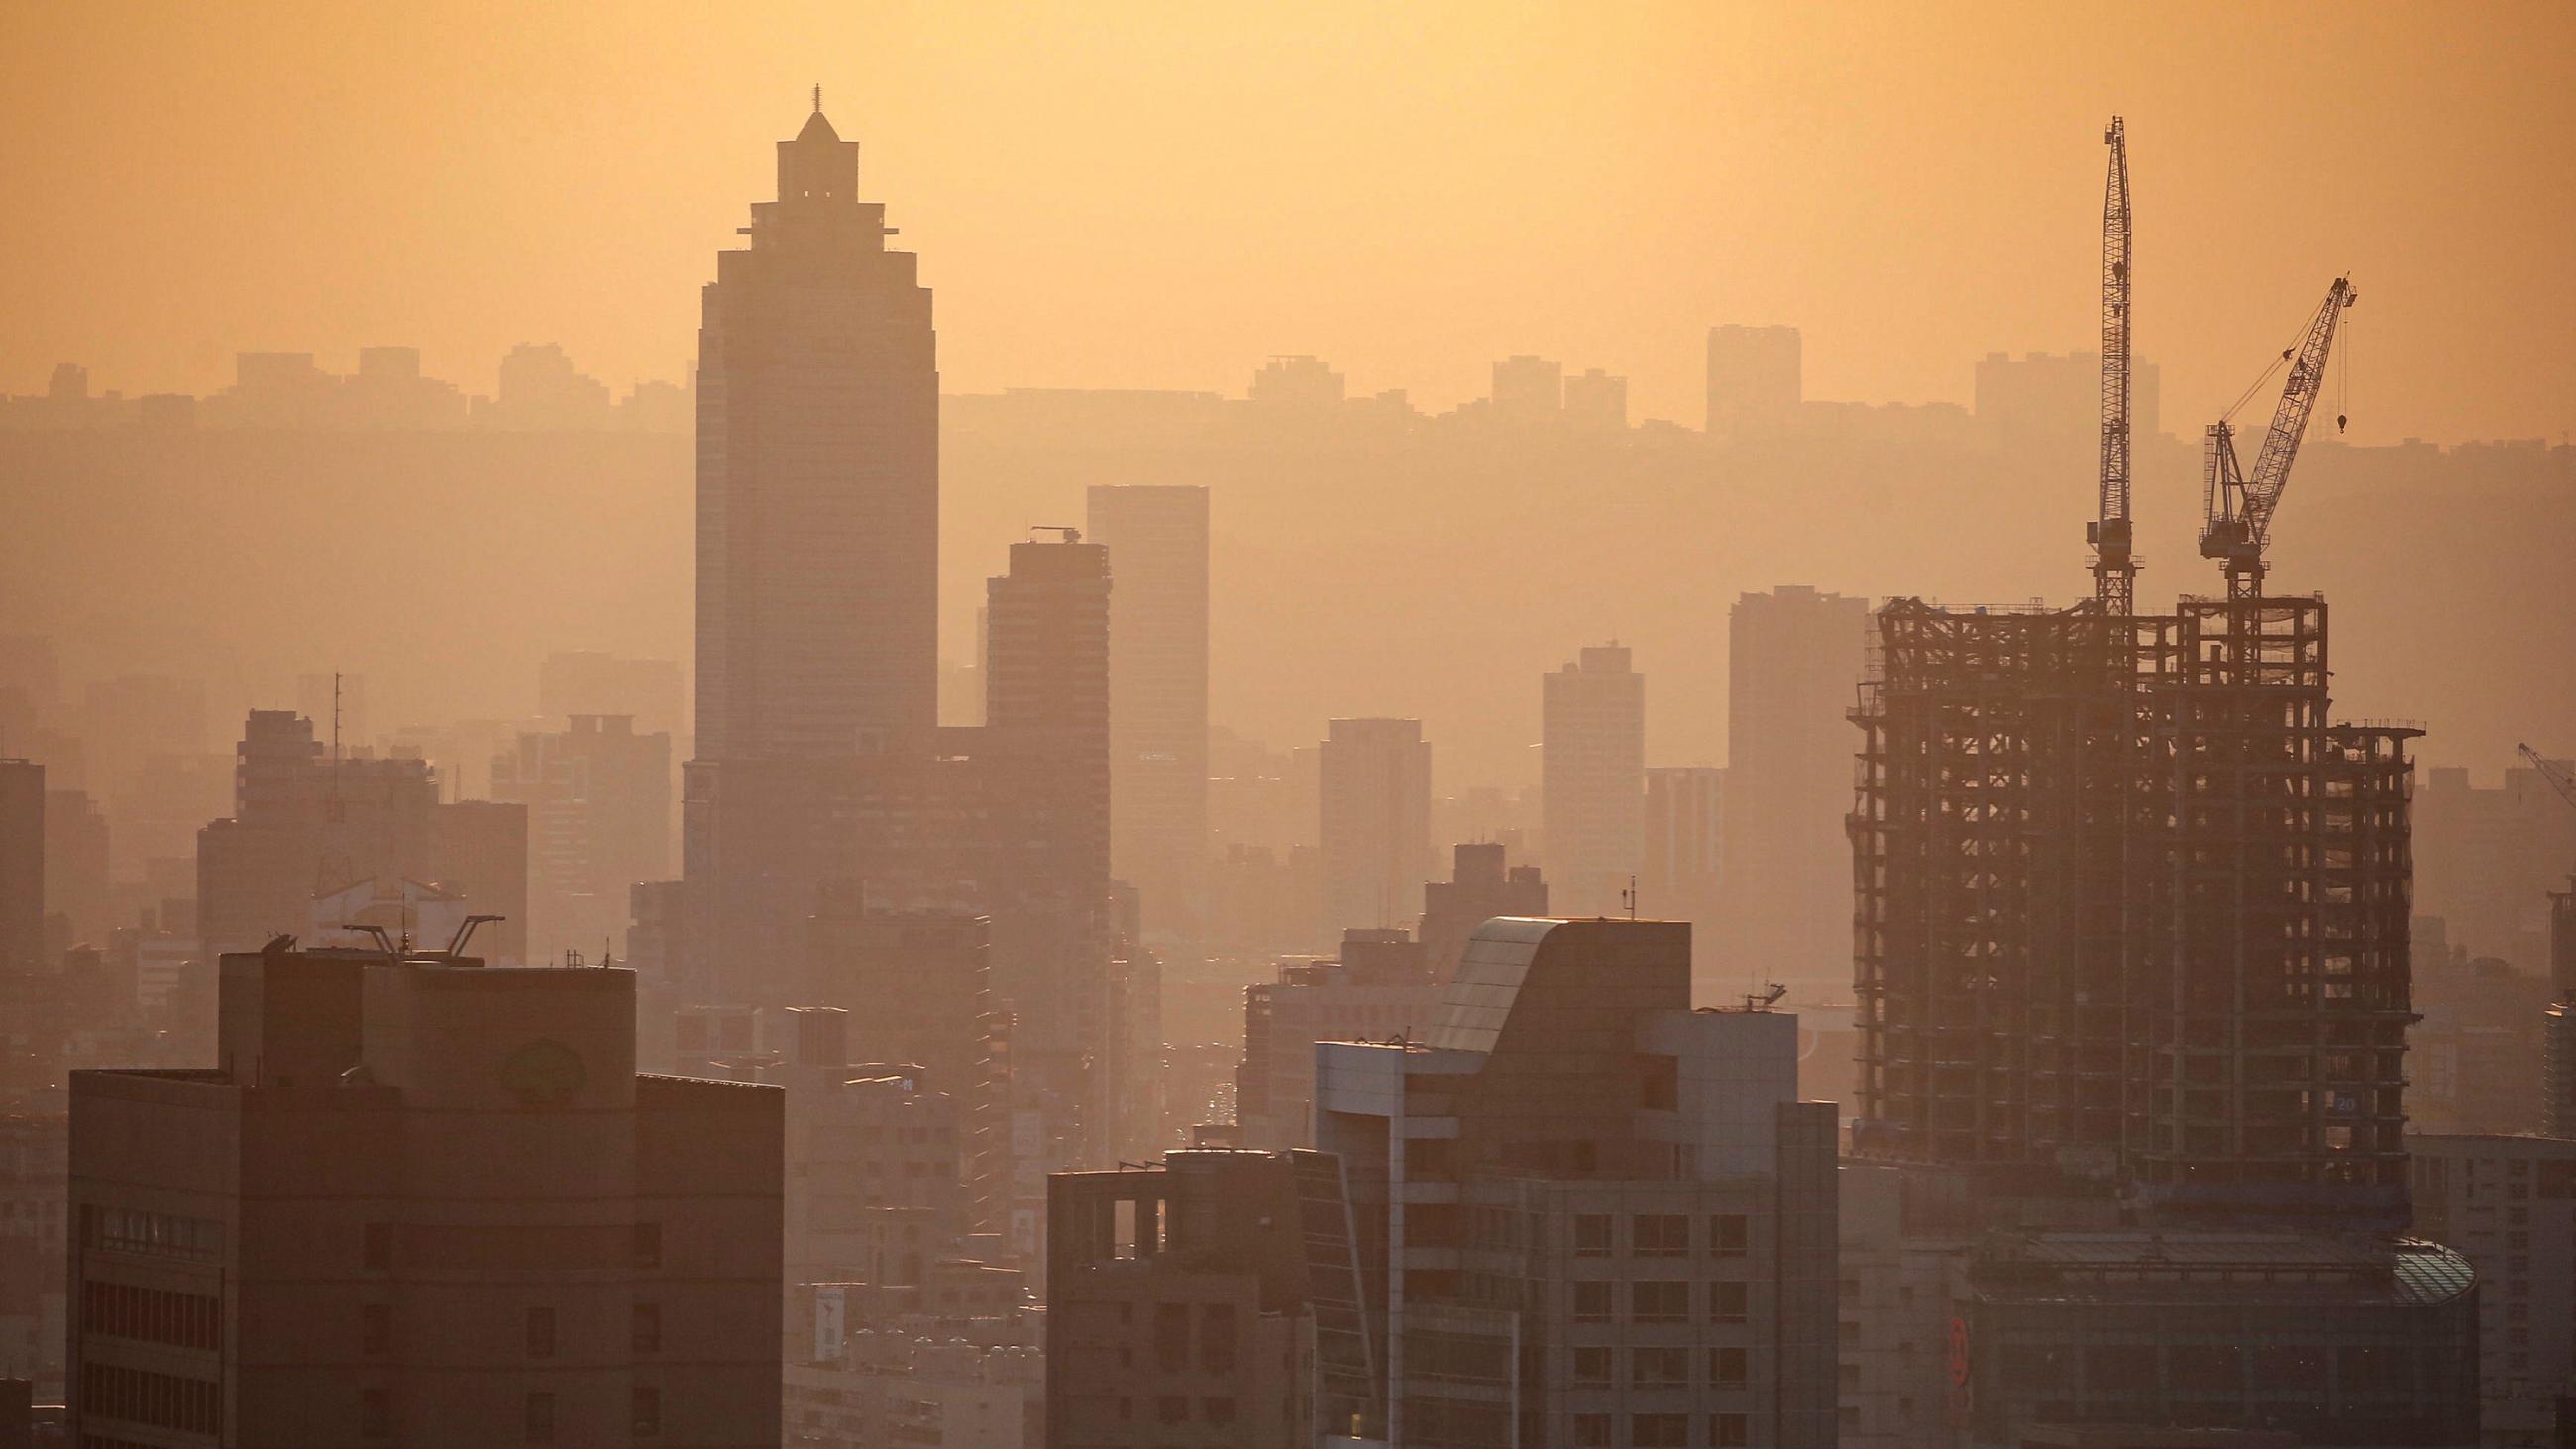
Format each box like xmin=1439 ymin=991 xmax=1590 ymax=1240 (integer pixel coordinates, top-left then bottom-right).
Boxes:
xmin=1045 ymin=1149 xmax=1369 ymax=1449
xmin=68 ymin=940 xmax=783 ymax=1446
xmin=1234 ymin=929 xmax=1439 ymax=1152
xmin=1543 ymin=643 xmax=1645 ymax=918
xmin=1316 ymin=917 xmax=1838 ymax=1447
xmin=1087 ymin=485 xmax=1211 ymax=942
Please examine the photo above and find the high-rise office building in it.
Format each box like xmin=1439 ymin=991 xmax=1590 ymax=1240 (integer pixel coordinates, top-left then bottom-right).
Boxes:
xmin=1234 ymin=929 xmax=1441 ymax=1152
xmin=195 ymin=711 xmax=443 ymax=957
xmin=1543 ymin=644 xmax=1646 ymax=918
xmin=1316 ymin=917 xmax=1839 ymax=1448
xmin=985 ymin=533 xmax=1114 ymax=892
xmin=1086 ymin=485 xmax=1210 ymax=942
xmin=1 ymin=760 xmax=41 ymax=971
xmin=1703 ymin=325 xmax=1801 ymax=440
xmin=1717 ymin=587 xmax=1869 ymax=1000
xmin=693 ymin=97 xmax=937 ymax=760
xmin=685 ymin=97 xmax=939 ymax=998
xmin=1643 ymin=766 xmax=1724 ymax=980
xmin=1318 ymin=719 xmax=1432 ymax=945
xmin=68 ymin=938 xmax=783 ymax=1446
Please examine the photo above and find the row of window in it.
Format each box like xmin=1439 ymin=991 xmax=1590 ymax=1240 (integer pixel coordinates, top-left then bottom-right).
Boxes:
xmin=80 ymin=1206 xmax=221 ymax=1262
xmin=358 ymin=1389 xmax=660 ymax=1441
xmin=77 ymin=1363 xmax=220 ymax=1434
xmin=82 ymin=1280 xmax=221 ymax=1351
xmin=1572 ymin=1213 xmax=1751 ymax=1259
xmin=1571 ymin=1279 xmax=1752 ymax=1324
xmin=355 ymin=1302 xmax=662 ymax=1357
xmin=1570 ymin=1344 xmax=1749 ymax=1387
xmin=1570 ymin=1410 xmax=1751 ymax=1447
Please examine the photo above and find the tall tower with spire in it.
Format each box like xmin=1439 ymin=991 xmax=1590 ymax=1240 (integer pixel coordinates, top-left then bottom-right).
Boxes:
xmin=685 ymin=95 xmax=939 ymax=994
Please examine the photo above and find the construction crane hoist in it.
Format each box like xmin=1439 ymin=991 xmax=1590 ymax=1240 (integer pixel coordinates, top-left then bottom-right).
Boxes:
xmin=2200 ymin=277 xmax=2357 ymax=600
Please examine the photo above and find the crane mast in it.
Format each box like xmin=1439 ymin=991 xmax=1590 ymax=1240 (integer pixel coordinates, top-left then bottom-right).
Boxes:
xmin=2089 ymin=116 xmax=2135 ymax=614
xmin=2200 ymin=277 xmax=2355 ymax=599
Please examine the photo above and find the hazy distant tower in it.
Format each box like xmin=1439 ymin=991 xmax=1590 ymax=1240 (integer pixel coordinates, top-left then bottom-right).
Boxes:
xmin=684 ymin=96 xmax=938 ymax=994
xmin=1318 ymin=719 xmax=1432 ymax=945
xmin=693 ymin=96 xmax=938 ymax=757
xmin=1086 ymin=485 xmax=1211 ymax=942
xmin=1704 ymin=324 xmax=1802 ymax=440
xmin=1541 ymin=644 xmax=1645 ymax=917
xmin=1718 ymin=585 xmax=1869 ymax=1000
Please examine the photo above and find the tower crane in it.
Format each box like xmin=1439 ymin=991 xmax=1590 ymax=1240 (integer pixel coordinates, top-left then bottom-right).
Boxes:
xmin=2088 ymin=117 xmax=2137 ymax=615
xmin=2522 ymin=742 xmax=2576 ymax=813
xmin=2200 ymin=277 xmax=2356 ymax=599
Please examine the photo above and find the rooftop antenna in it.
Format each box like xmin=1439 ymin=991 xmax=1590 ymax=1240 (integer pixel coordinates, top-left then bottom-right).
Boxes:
xmin=1742 ymin=983 xmax=1788 ymax=1012
xmin=1621 ymin=875 xmax=1638 ymax=920
xmin=812 ymin=83 xmax=822 ymax=114
xmin=443 ymin=914 xmax=504 ymax=961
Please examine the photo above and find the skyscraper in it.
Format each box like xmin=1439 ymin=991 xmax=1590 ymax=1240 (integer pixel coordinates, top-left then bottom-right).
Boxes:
xmin=1643 ymin=765 xmax=1724 ymax=979
xmin=984 ymin=532 xmax=1114 ymax=892
xmin=1086 ymin=484 xmax=1211 ymax=942
xmin=685 ymin=97 xmax=940 ymax=996
xmin=694 ymin=96 xmax=937 ymax=759
xmin=1542 ymin=643 xmax=1645 ymax=917
xmin=1717 ymin=586 xmax=1869 ymax=1000
xmin=1317 ymin=719 xmax=1431 ymax=945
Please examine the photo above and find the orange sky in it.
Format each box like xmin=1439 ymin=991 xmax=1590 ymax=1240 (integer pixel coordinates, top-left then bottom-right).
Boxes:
xmin=3 ymin=1 xmax=2571 ymax=443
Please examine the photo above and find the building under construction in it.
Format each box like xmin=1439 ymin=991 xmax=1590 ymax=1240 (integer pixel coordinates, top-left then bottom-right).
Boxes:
xmin=1850 ymin=592 xmax=2419 ymax=1223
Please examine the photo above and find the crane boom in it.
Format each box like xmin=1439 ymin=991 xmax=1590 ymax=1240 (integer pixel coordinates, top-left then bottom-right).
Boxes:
xmin=2200 ymin=276 xmax=2355 ymax=598
xmin=2523 ymin=742 xmax=2576 ymax=813
xmin=2089 ymin=116 xmax=2135 ymax=614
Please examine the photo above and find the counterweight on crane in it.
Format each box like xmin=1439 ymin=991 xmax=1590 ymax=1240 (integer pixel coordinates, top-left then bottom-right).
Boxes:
xmin=2088 ymin=116 xmax=2136 ymax=614
xmin=2200 ymin=277 xmax=2356 ymax=599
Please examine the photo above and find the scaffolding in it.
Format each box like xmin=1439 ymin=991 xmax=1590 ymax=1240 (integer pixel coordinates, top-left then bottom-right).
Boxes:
xmin=1851 ymin=594 xmax=2417 ymax=1221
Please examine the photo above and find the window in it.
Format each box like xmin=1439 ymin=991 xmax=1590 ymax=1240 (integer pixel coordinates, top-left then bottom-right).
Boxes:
xmin=632 ymin=1222 xmax=663 ymax=1269
xmin=1203 ymin=1397 xmax=1237 ymax=1425
xmin=1632 ymin=1412 xmax=1689 ymax=1447
xmin=1634 ymin=1214 xmax=1688 ymax=1258
xmin=1573 ymin=1214 xmax=1612 ymax=1258
xmin=632 ymin=1387 xmax=661 ymax=1437
xmin=1712 ymin=1345 xmax=1748 ymax=1385
xmin=1572 ymin=1346 xmax=1612 ymax=1387
xmin=1633 ymin=1346 xmax=1689 ymax=1387
xmin=1710 ymin=1280 xmax=1748 ymax=1323
xmin=1200 ymin=1302 xmax=1237 ymax=1373
xmin=365 ymin=1222 xmax=393 ymax=1270
xmin=1640 ymin=1054 xmax=1679 ymax=1111
xmin=1572 ymin=1413 xmax=1613 ymax=1448
xmin=361 ymin=1387 xmax=391 ymax=1440
xmin=1156 ymin=1396 xmax=1190 ymax=1425
xmin=1712 ymin=1412 xmax=1751 ymax=1446
xmin=526 ymin=1306 xmax=557 ymax=1359
xmin=526 ymin=1391 xmax=556 ymax=1443
xmin=1709 ymin=1214 xmax=1748 ymax=1257
xmin=1633 ymin=1280 xmax=1689 ymax=1323
xmin=362 ymin=1303 xmax=391 ymax=1356
xmin=1573 ymin=1281 xmax=1613 ymax=1322
xmin=633 ymin=1302 xmax=662 ymax=1354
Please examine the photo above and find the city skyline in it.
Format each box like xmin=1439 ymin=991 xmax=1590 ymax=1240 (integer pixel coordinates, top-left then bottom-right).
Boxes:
xmin=3 ymin=5 xmax=2573 ymax=446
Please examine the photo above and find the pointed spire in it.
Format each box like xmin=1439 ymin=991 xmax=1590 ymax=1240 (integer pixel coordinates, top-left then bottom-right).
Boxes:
xmin=813 ymin=83 xmax=822 ymax=114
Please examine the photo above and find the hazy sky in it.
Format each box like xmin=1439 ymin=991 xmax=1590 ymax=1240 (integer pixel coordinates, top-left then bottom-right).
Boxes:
xmin=4 ymin=2 xmax=2571 ymax=443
